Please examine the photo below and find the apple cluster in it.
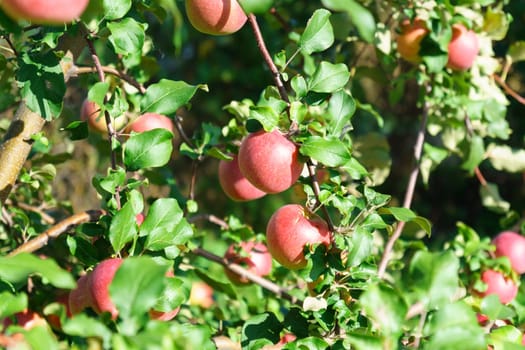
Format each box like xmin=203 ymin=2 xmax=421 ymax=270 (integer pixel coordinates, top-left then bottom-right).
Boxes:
xmin=476 ymin=231 xmax=525 ymax=305
xmin=396 ymin=19 xmax=479 ymax=71
xmin=80 ymin=98 xmax=175 ymax=136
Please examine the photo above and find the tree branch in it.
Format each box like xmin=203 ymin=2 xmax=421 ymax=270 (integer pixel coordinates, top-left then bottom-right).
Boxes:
xmin=7 ymin=209 xmax=105 ymax=256
xmin=0 ymin=103 xmax=46 ymax=206
xmin=377 ymin=88 xmax=429 ymax=278
xmin=192 ymin=247 xmax=301 ymax=306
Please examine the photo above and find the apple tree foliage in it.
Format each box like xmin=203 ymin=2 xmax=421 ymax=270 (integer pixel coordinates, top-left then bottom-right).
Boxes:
xmin=0 ymin=0 xmax=524 ymax=349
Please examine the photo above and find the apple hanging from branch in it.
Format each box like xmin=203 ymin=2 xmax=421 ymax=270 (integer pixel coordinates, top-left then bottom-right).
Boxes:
xmin=238 ymin=129 xmax=304 ymax=194
xmin=218 ymin=154 xmax=267 ymax=201
xmin=185 ymin=0 xmax=247 ymax=35
xmin=266 ymin=204 xmax=331 ymax=270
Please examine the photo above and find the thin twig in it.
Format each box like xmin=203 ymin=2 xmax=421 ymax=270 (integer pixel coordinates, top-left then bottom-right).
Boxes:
xmin=14 ymin=202 xmax=55 ymax=224
xmin=83 ymin=30 xmax=121 ymax=210
xmin=192 ymin=247 xmax=301 ymax=306
xmin=247 ymin=14 xmax=290 ymax=105
xmin=174 ymin=115 xmax=196 ymax=149
xmin=493 ymin=74 xmax=525 ymax=106
xmin=74 ymin=66 xmax=146 ymax=94
xmin=377 ymin=86 xmax=429 ymax=278
xmin=306 ymin=160 xmax=335 ymax=234
xmin=188 ymin=214 xmax=230 ymax=230
xmin=7 ymin=210 xmax=105 ymax=256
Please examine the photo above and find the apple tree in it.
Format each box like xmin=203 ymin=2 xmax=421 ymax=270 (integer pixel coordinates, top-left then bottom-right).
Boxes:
xmin=0 ymin=0 xmax=525 ymax=349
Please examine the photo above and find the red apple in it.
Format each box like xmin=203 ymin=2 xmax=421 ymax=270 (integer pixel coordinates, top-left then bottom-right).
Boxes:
xmin=70 ymin=258 xmax=180 ymax=321
xmin=136 ymin=213 xmax=145 ymax=226
xmin=492 ymin=231 xmax=525 ymax=274
xmin=447 ymin=23 xmax=479 ymax=71
xmin=185 ymin=0 xmax=247 ymax=35
xmin=68 ymin=273 xmax=94 ymax=315
xmin=396 ymin=18 xmax=429 ymax=63
xmin=477 ymin=269 xmax=518 ymax=304
xmin=218 ymin=154 xmax=267 ymax=201
xmin=0 ymin=0 xmax=89 ymax=24
xmin=125 ymin=112 xmax=175 ymax=135
xmin=89 ymin=258 xmax=123 ymax=319
xmin=238 ymin=129 xmax=304 ymax=194
xmin=266 ymin=204 xmax=331 ymax=270
xmin=224 ymin=241 xmax=272 ymax=284
xmin=189 ymin=281 xmax=214 ymax=308
xmin=148 ymin=307 xmax=180 ymax=321
xmin=80 ymin=99 xmax=128 ymax=134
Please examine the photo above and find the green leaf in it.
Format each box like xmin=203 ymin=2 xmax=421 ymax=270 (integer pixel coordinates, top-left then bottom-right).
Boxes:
xmin=20 ymin=325 xmax=60 ymax=350
xmin=423 ymin=302 xmax=486 ymax=350
xmin=17 ymin=51 xmax=65 ymax=120
xmin=300 ymin=9 xmax=334 ymax=54
xmin=300 ymin=135 xmax=351 ymax=167
xmin=0 ymin=292 xmax=27 ymax=318
xmin=241 ymin=312 xmax=282 ymax=348
xmin=110 ymin=256 xmax=169 ymax=334
xmin=487 ymin=144 xmax=525 ymax=173
xmin=327 ymin=90 xmax=356 ymax=135
xmin=238 ymin=0 xmax=273 ymax=14
xmin=141 ymin=198 xmax=193 ymax=251
xmin=480 ymin=294 xmax=516 ymax=321
xmin=483 ymin=7 xmax=511 ymax=41
xmin=62 ymin=315 xmax=112 ymax=348
xmin=107 ymin=18 xmax=147 ymax=67
xmin=346 ymin=228 xmax=373 ymax=267
xmin=249 ymin=105 xmax=279 ymax=132
xmin=0 ymin=254 xmax=75 ymax=289
xmin=480 ymin=182 xmax=511 ymax=214
xmin=507 ymin=41 xmax=525 ymax=63
xmin=420 ymin=143 xmax=449 ymax=185
xmin=461 ymin=135 xmax=485 ymax=174
xmin=124 ymin=129 xmax=174 ymax=171
xmin=360 ymin=283 xmax=407 ymax=336
xmin=141 ymin=79 xmax=205 ymax=115
xmin=308 ymin=62 xmax=349 ymax=93
xmin=345 ymin=331 xmax=383 ymax=350
xmin=321 ymin=0 xmax=376 ymax=43
xmin=109 ymin=200 xmax=138 ymax=253
xmin=103 ymin=0 xmax=132 ymax=20
xmin=489 ymin=325 xmax=524 ymax=350
xmin=408 ymin=251 xmax=460 ymax=309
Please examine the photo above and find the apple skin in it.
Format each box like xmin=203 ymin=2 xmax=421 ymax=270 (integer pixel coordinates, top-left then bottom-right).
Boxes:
xmin=80 ymin=99 xmax=127 ymax=134
xmin=266 ymin=204 xmax=331 ymax=270
xmin=189 ymin=281 xmax=214 ymax=308
xmin=148 ymin=307 xmax=180 ymax=321
xmin=396 ymin=18 xmax=429 ymax=63
xmin=478 ymin=269 xmax=518 ymax=304
xmin=492 ymin=231 xmax=525 ymax=274
xmin=238 ymin=129 xmax=304 ymax=194
xmin=185 ymin=0 xmax=247 ymax=35
xmin=224 ymin=241 xmax=272 ymax=284
xmin=0 ymin=0 xmax=89 ymax=24
xmin=447 ymin=23 xmax=479 ymax=71
xmin=68 ymin=273 xmax=94 ymax=315
xmin=89 ymin=258 xmax=123 ymax=319
xmin=218 ymin=154 xmax=267 ymax=201
xmin=125 ymin=112 xmax=175 ymax=135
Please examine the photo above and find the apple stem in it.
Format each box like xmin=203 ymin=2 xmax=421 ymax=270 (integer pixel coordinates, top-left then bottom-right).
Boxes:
xmin=192 ymin=247 xmax=301 ymax=306
xmin=377 ymin=83 xmax=430 ymax=279
xmin=7 ymin=210 xmax=105 ymax=256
